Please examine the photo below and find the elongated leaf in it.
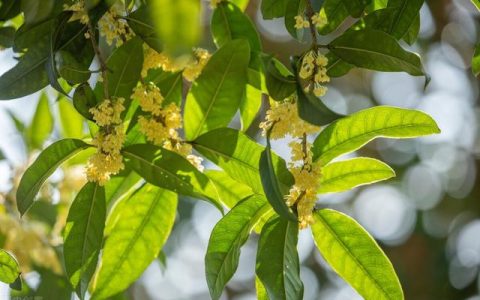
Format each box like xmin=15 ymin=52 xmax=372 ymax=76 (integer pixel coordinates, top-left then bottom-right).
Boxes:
xmin=0 ymin=0 xmax=21 ymax=21
xmin=284 ymin=0 xmax=306 ymax=41
xmin=341 ymin=0 xmax=371 ymax=17
xmin=240 ymin=84 xmax=262 ymax=131
xmin=0 ymin=27 xmax=15 ymax=48
xmin=312 ymin=106 xmax=440 ymax=165
xmin=27 ymin=93 xmax=54 ymax=149
xmin=319 ymin=158 xmax=395 ymax=193
xmin=146 ymin=70 xmax=183 ymax=105
xmin=205 ymin=170 xmax=254 ymax=208
xmin=0 ymin=250 xmax=20 ymax=284
xmin=263 ymin=56 xmax=296 ymax=101
xmin=91 ymin=184 xmax=177 ymax=299
xmin=58 ymin=97 xmax=84 ymax=139
xmin=193 ymin=128 xmax=292 ymax=194
xmin=329 ymin=28 xmax=425 ymax=76
xmin=326 ymin=52 xmax=354 ymax=77
xmin=403 ymin=14 xmax=420 ymax=45
xmin=256 ymin=217 xmax=303 ymax=300
xmin=256 ymin=276 xmax=269 ymax=300
xmin=211 ymin=2 xmax=261 ymax=52
xmin=296 ymin=82 xmax=343 ymax=126
xmin=16 ymin=139 xmax=91 ymax=215
xmin=106 ymin=37 xmax=143 ymax=100
xmin=231 ymin=0 xmax=250 ymax=11
xmin=311 ymin=209 xmax=403 ymax=300
xmin=73 ymin=83 xmax=98 ymax=120
xmin=122 ymin=144 xmax=222 ymax=209
xmin=260 ymin=135 xmax=296 ymax=221
xmin=472 ymin=0 xmax=480 ymax=10
xmin=473 ymin=44 xmax=480 ymax=77
xmin=261 ymin=0 xmax=288 ymax=19
xmin=64 ymin=183 xmax=105 ymax=300
xmin=386 ymin=0 xmax=424 ymax=40
xmin=184 ymin=39 xmax=250 ymax=140
xmin=317 ymin=0 xmax=350 ymax=35
xmin=206 ymin=195 xmax=270 ymax=300
xmin=126 ymin=5 xmax=162 ymax=52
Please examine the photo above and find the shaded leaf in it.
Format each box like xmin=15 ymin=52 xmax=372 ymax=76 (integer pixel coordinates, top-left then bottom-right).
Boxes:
xmin=126 ymin=5 xmax=162 ymax=52
xmin=386 ymin=0 xmax=424 ymax=40
xmin=317 ymin=0 xmax=350 ymax=35
xmin=285 ymin=0 xmax=306 ymax=41
xmin=262 ymin=56 xmax=296 ymax=101
xmin=0 ymin=27 xmax=15 ymax=48
xmin=146 ymin=70 xmax=183 ymax=105
xmin=73 ymin=83 xmax=98 ymax=120
xmin=261 ymin=0 xmax=288 ymax=19
xmin=341 ymin=0 xmax=371 ymax=17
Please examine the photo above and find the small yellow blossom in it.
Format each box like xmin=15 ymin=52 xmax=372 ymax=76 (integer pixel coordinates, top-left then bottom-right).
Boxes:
xmin=85 ymin=152 xmax=124 ymax=185
xmin=141 ymin=48 xmax=180 ymax=77
xmin=187 ymin=154 xmax=205 ymax=172
xmin=299 ymin=50 xmax=330 ymax=97
xmin=311 ymin=13 xmax=327 ymax=27
xmin=183 ymin=48 xmax=211 ymax=82
xmin=98 ymin=5 xmax=133 ymax=47
xmin=132 ymin=84 xmax=164 ymax=116
xmin=63 ymin=0 xmax=89 ymax=24
xmin=294 ymin=15 xmax=310 ymax=29
xmin=89 ymin=98 xmax=125 ymax=127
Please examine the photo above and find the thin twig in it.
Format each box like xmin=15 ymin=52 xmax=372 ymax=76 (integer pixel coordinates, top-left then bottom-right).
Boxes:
xmin=86 ymin=21 xmax=110 ymax=99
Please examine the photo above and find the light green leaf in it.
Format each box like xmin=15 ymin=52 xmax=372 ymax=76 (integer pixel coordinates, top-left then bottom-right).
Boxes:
xmin=193 ymin=128 xmax=292 ymax=194
xmin=211 ymin=2 xmax=261 ymax=52
xmin=329 ymin=28 xmax=425 ymax=76
xmin=58 ymin=97 xmax=84 ymax=139
xmin=240 ymin=84 xmax=262 ymax=131
xmin=261 ymin=0 xmax=288 ymax=19
xmin=64 ymin=183 xmax=105 ymax=300
xmin=256 ymin=217 xmax=303 ymax=300
xmin=386 ymin=0 xmax=424 ymax=40
xmin=184 ymin=39 xmax=250 ymax=140
xmin=27 ymin=93 xmax=54 ymax=149
xmin=205 ymin=170 xmax=255 ymax=208
xmin=21 ymin=0 xmax=54 ymax=25
xmin=206 ymin=195 xmax=270 ymax=300
xmin=256 ymin=276 xmax=269 ymax=300
xmin=231 ymin=0 xmax=250 ymax=11
xmin=473 ymin=44 xmax=480 ymax=77
xmin=319 ymin=158 xmax=395 ymax=194
xmin=472 ymin=0 xmax=480 ymax=10
xmin=311 ymin=209 xmax=404 ymax=300
xmin=151 ymin=0 xmax=200 ymax=56
xmin=122 ymin=144 xmax=222 ymax=210
xmin=0 ymin=249 xmax=20 ymax=284
xmin=403 ymin=14 xmax=420 ymax=45
xmin=259 ymin=135 xmax=296 ymax=221
xmin=317 ymin=0 xmax=350 ymax=35
xmin=104 ymin=172 xmax=142 ymax=206
xmin=312 ymin=106 xmax=440 ymax=165
xmin=91 ymin=184 xmax=177 ymax=300
xmin=16 ymin=139 xmax=91 ymax=215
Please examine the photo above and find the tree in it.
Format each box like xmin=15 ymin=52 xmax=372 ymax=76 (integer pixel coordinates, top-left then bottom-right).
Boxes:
xmin=0 ymin=0 xmax=442 ymax=299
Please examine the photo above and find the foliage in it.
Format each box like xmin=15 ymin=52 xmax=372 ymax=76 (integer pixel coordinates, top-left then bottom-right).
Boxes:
xmin=0 ymin=0 xmax=440 ymax=299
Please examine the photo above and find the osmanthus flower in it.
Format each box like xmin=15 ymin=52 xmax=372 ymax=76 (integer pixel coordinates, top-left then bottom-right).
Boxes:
xmin=300 ymin=49 xmax=330 ymax=97
xmin=85 ymin=98 xmax=126 ymax=185
xmin=311 ymin=13 xmax=327 ymax=27
xmin=63 ymin=0 xmax=89 ymax=25
xmin=183 ymin=48 xmax=211 ymax=82
xmin=98 ymin=3 xmax=133 ymax=47
xmin=294 ymin=15 xmax=310 ymax=29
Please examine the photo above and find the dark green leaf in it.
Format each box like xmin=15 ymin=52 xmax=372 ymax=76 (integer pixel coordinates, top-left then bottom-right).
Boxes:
xmin=262 ymin=56 xmax=296 ymax=101
xmin=319 ymin=157 xmax=395 ymax=193
xmin=206 ymin=195 xmax=271 ymax=300
xmin=21 ymin=0 xmax=55 ymax=25
xmin=240 ymin=84 xmax=262 ymax=131
xmin=317 ymin=0 xmax=350 ymax=35
xmin=184 ymin=39 xmax=250 ymax=139
xmin=0 ymin=0 xmax=21 ymax=21
xmin=402 ymin=14 xmax=420 ymax=45
xmin=73 ymin=83 xmax=98 ymax=120
xmin=211 ymin=2 xmax=261 ymax=52
xmin=261 ymin=0 xmax=288 ymax=19
xmin=0 ymin=27 xmax=15 ymax=48
xmin=64 ymin=183 xmax=106 ymax=300
xmin=16 ymin=139 xmax=91 ymax=215
xmin=341 ymin=0 xmax=371 ymax=17
xmin=312 ymin=209 xmax=404 ymax=299
xmin=126 ymin=5 xmax=162 ymax=52
xmin=56 ymin=50 xmax=91 ymax=84
xmin=296 ymin=83 xmax=343 ymax=126
xmin=386 ymin=0 xmax=424 ymax=40
xmin=0 ymin=249 xmax=20 ymax=284
xmin=284 ymin=0 xmax=306 ymax=41
xmin=122 ymin=144 xmax=222 ymax=210
xmin=329 ymin=28 xmax=425 ymax=76
xmin=91 ymin=184 xmax=177 ymax=299
xmin=256 ymin=217 xmax=303 ymax=300
xmin=193 ymin=128 xmax=292 ymax=194
xmin=312 ymin=106 xmax=440 ymax=165
xmin=325 ymin=52 xmax=354 ymax=77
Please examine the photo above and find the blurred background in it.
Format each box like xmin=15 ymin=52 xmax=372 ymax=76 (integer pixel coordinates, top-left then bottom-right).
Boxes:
xmin=1 ymin=0 xmax=480 ymax=299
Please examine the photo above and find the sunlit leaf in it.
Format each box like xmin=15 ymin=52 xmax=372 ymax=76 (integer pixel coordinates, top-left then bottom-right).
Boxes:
xmin=0 ymin=249 xmax=20 ymax=284
xmin=319 ymin=158 xmax=395 ymax=193
xmin=240 ymin=84 xmax=262 ymax=131
xmin=256 ymin=276 xmax=269 ymax=300
xmin=256 ymin=216 xmax=303 ymax=300
xmin=126 ymin=5 xmax=162 ymax=52
xmin=92 ymin=184 xmax=177 ymax=300
xmin=473 ymin=44 xmax=480 ymax=77
xmin=27 ymin=93 xmax=54 ymax=149
xmin=205 ymin=170 xmax=254 ymax=208
xmin=16 ymin=139 xmax=92 ymax=215
xmin=206 ymin=195 xmax=270 ymax=300
xmin=58 ymin=97 xmax=84 ymax=139
xmin=311 ymin=209 xmax=403 ymax=300
xmin=64 ymin=183 xmax=105 ymax=300
xmin=312 ymin=106 xmax=440 ymax=165
xmin=472 ymin=0 xmax=480 ymax=10
xmin=146 ymin=70 xmax=183 ymax=105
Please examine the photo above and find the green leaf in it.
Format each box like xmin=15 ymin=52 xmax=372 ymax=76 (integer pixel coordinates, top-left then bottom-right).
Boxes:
xmin=311 ymin=209 xmax=403 ymax=300
xmin=329 ymin=28 xmax=425 ymax=76
xmin=104 ymin=171 xmax=142 ymax=206
xmin=55 ymin=50 xmax=91 ymax=84
xmin=206 ymin=195 xmax=271 ymax=300
xmin=402 ymin=14 xmax=420 ymax=45
xmin=256 ymin=276 xmax=269 ymax=300
xmin=16 ymin=139 xmax=91 ymax=215
xmin=386 ymin=0 xmax=424 ymax=40
xmin=27 ymin=93 xmax=54 ymax=149
xmin=106 ymin=37 xmax=143 ymax=100
xmin=21 ymin=0 xmax=54 ymax=25
xmin=193 ymin=128 xmax=292 ymax=194
xmin=58 ymin=97 xmax=85 ymax=139
xmin=146 ymin=70 xmax=183 ymax=105
xmin=205 ymin=170 xmax=254 ymax=208
xmin=296 ymin=82 xmax=343 ymax=126
xmin=0 ymin=0 xmax=21 ymax=21
xmin=341 ymin=0 xmax=371 ymax=17
xmin=126 ymin=5 xmax=162 ymax=52
xmin=312 ymin=106 xmax=440 ymax=165
xmin=256 ymin=217 xmax=303 ymax=300
xmin=64 ymin=183 xmax=106 ymax=300
xmin=317 ymin=0 xmax=350 ymax=35
xmin=473 ymin=44 xmax=480 ymax=77
xmin=231 ymin=0 xmax=250 ymax=11
xmin=211 ymin=2 xmax=261 ymax=52
xmin=73 ymin=83 xmax=98 ymax=120
xmin=240 ymin=84 xmax=262 ymax=131
xmin=319 ymin=158 xmax=395 ymax=194
xmin=260 ymin=135 xmax=296 ymax=221
xmin=0 ymin=249 xmax=20 ymax=284
xmin=284 ymin=0 xmax=306 ymax=41
xmin=0 ymin=27 xmax=16 ymax=48
xmin=325 ymin=52 xmax=354 ymax=77
xmin=91 ymin=184 xmax=177 ymax=299
xmin=122 ymin=144 xmax=222 ymax=210
xmin=184 ymin=39 xmax=250 ymax=140
xmin=151 ymin=0 xmax=200 ymax=56
xmin=263 ymin=56 xmax=296 ymax=101
xmin=472 ymin=0 xmax=480 ymax=10
xmin=261 ymin=0 xmax=288 ymax=19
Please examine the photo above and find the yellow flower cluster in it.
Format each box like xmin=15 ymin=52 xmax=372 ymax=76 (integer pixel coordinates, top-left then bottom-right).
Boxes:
xmin=294 ymin=15 xmax=310 ymax=29
xmin=63 ymin=0 xmax=89 ymax=24
xmin=259 ymin=97 xmax=320 ymax=139
xmin=300 ymin=50 xmax=329 ymax=97
xmin=141 ymin=47 xmax=210 ymax=81
xmin=98 ymin=5 xmax=133 ymax=47
xmin=85 ymin=98 xmax=126 ymax=185
xmin=132 ymin=84 xmax=204 ymax=171
xmin=311 ymin=13 xmax=327 ymax=27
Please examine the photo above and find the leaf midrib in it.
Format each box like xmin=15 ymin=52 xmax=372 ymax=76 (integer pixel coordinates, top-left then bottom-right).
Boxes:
xmin=111 ymin=40 xmax=141 ymax=97
xmin=321 ymin=169 xmax=393 ymax=186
